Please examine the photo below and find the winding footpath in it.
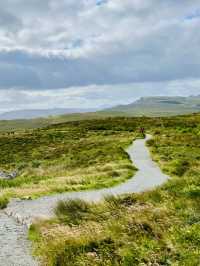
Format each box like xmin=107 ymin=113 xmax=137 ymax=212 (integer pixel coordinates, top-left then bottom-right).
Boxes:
xmin=0 ymin=135 xmax=169 ymax=265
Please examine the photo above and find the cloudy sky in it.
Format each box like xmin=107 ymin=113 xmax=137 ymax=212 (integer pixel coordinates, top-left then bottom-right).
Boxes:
xmin=0 ymin=0 xmax=200 ymax=112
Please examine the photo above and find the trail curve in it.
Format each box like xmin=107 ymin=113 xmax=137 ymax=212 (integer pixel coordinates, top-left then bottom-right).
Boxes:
xmin=1 ymin=134 xmax=169 ymax=265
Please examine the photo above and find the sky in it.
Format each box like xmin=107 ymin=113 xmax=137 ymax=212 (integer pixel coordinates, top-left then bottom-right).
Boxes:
xmin=0 ymin=0 xmax=200 ymax=112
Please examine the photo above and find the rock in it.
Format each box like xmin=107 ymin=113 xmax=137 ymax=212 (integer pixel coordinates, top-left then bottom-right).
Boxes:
xmin=0 ymin=171 xmax=8 ymax=179
xmin=87 ymin=252 xmax=97 ymax=258
xmin=22 ymin=196 xmax=32 ymax=200
xmin=0 ymin=170 xmax=18 ymax=180
xmin=7 ymin=171 xmax=18 ymax=179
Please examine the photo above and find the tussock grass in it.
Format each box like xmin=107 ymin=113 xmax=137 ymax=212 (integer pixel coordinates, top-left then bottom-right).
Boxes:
xmin=30 ymin=114 xmax=200 ymax=265
xmin=0 ymin=118 xmax=142 ymax=201
xmin=0 ymin=195 xmax=8 ymax=209
xmin=55 ymin=199 xmax=93 ymax=225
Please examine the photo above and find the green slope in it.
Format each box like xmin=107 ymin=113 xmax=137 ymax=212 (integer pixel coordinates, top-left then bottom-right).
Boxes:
xmin=104 ymin=96 xmax=200 ymax=116
xmin=1 ymin=96 xmax=200 ymax=132
xmin=29 ymin=113 xmax=200 ymax=266
xmin=0 ymin=112 xmax=110 ymax=132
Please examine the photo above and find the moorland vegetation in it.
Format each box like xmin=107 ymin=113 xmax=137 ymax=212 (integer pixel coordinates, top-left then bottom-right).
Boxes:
xmin=0 ymin=113 xmax=200 ymax=265
xmin=29 ymin=113 xmax=200 ymax=265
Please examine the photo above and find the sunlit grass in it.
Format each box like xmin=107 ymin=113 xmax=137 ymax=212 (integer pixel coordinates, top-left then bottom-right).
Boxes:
xmin=29 ymin=114 xmax=200 ymax=265
xmin=0 ymin=119 xmax=140 ymax=201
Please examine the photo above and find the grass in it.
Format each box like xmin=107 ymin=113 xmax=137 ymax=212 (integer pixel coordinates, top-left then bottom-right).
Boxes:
xmin=0 ymin=96 xmax=200 ymax=133
xmin=55 ymin=199 xmax=94 ymax=225
xmin=0 ymin=195 xmax=8 ymax=209
xmin=0 ymin=111 xmax=120 ymax=132
xmin=29 ymin=113 xmax=200 ymax=265
xmin=0 ymin=117 xmax=146 ymax=201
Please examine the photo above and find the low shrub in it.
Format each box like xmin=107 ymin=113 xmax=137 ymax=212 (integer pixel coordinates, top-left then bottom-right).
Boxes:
xmin=55 ymin=199 xmax=92 ymax=225
xmin=0 ymin=196 xmax=8 ymax=209
xmin=171 ymin=159 xmax=190 ymax=177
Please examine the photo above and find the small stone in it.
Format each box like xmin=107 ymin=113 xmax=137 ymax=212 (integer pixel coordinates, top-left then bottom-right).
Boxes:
xmin=0 ymin=171 xmax=8 ymax=179
xmin=7 ymin=171 xmax=18 ymax=179
xmin=87 ymin=252 xmax=97 ymax=258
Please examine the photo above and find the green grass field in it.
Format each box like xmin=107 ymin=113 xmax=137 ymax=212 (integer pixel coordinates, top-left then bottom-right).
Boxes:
xmin=27 ymin=113 xmax=200 ymax=265
xmin=0 ymin=117 xmax=146 ymax=201
xmin=0 ymin=113 xmax=200 ymax=264
xmin=0 ymin=96 xmax=200 ymax=133
xmin=0 ymin=112 xmax=118 ymax=132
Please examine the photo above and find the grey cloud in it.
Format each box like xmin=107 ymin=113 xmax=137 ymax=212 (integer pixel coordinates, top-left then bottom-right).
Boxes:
xmin=0 ymin=0 xmax=200 ymax=111
xmin=0 ymin=62 xmax=41 ymax=88
xmin=0 ymin=9 xmax=22 ymax=33
xmin=0 ymin=79 xmax=200 ymax=113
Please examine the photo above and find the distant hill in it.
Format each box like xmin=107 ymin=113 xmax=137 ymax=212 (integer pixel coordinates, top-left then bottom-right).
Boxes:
xmin=104 ymin=96 xmax=200 ymax=116
xmin=0 ymin=96 xmax=200 ymax=132
xmin=0 ymin=108 xmax=98 ymax=120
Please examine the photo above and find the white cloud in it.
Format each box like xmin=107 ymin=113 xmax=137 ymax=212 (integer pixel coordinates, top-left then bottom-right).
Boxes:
xmin=0 ymin=0 xmax=200 ymax=110
xmin=0 ymin=79 xmax=200 ymax=113
xmin=0 ymin=0 xmax=200 ymax=58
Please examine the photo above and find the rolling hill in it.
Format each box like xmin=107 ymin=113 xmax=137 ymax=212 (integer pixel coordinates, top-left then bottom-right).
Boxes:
xmin=0 ymin=108 xmax=98 ymax=120
xmin=104 ymin=96 xmax=200 ymax=116
xmin=0 ymin=96 xmax=200 ymax=132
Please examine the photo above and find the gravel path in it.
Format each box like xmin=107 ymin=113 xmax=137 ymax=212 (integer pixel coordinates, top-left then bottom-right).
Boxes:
xmin=5 ymin=135 xmax=170 ymax=226
xmin=0 ymin=212 xmax=38 ymax=266
xmin=0 ymin=134 xmax=169 ymax=265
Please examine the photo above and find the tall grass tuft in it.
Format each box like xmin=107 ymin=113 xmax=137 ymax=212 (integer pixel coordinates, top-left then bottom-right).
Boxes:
xmin=0 ymin=196 xmax=8 ymax=209
xmin=55 ymin=199 xmax=92 ymax=225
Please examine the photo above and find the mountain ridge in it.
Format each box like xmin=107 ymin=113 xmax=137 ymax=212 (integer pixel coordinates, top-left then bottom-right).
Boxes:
xmin=103 ymin=95 xmax=200 ymax=116
xmin=0 ymin=108 xmax=99 ymax=120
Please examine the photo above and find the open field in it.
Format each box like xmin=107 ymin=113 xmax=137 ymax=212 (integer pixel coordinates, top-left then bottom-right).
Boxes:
xmin=0 ymin=112 xmax=119 ymax=132
xmin=1 ymin=96 xmax=200 ymax=133
xmin=0 ymin=118 xmax=145 ymax=202
xmin=0 ymin=113 xmax=95 ymax=132
xmin=28 ymin=113 xmax=200 ymax=265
